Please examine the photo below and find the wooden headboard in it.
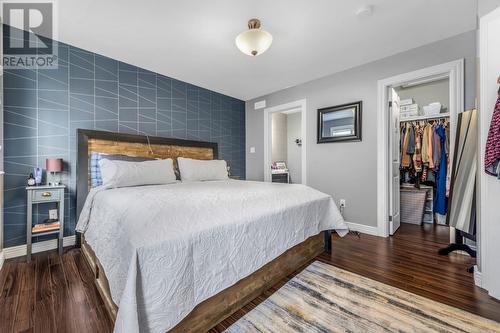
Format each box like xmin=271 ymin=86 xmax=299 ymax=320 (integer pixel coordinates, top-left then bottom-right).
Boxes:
xmin=76 ymin=129 xmax=218 ymax=220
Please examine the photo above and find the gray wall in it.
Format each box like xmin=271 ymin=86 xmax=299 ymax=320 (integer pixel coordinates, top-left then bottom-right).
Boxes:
xmin=246 ymin=30 xmax=477 ymax=226
xmin=395 ymin=78 xmax=450 ymax=113
xmin=271 ymin=113 xmax=287 ymax=163
xmin=286 ymin=112 xmax=302 ymax=184
xmin=478 ymin=0 xmax=500 ymax=17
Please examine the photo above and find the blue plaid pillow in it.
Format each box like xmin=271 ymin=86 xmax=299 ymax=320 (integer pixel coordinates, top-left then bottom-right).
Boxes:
xmin=90 ymin=152 xmax=105 ymax=187
xmin=90 ymin=152 xmax=157 ymax=187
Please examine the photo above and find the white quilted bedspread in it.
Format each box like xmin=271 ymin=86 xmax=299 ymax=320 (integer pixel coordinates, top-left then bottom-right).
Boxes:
xmin=76 ymin=180 xmax=347 ymax=333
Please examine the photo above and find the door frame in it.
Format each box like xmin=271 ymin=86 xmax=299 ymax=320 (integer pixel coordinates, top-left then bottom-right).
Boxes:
xmin=389 ymin=88 xmax=401 ymax=235
xmin=0 ymin=22 xmax=3 ymax=270
xmin=376 ymin=59 xmax=464 ymax=237
xmin=478 ymin=6 xmax=500 ymax=298
xmin=263 ymin=99 xmax=307 ymax=184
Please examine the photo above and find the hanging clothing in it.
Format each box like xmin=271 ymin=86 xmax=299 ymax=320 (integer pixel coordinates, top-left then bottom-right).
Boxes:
xmin=400 ymin=120 xmax=449 ymax=186
xmin=433 ymin=125 xmax=442 ymax=170
xmin=421 ymin=165 xmax=428 ymax=182
xmin=427 ymin=124 xmax=434 ymax=169
xmin=426 ymin=169 xmax=436 ymax=183
xmin=485 ymin=89 xmax=500 ymax=177
xmin=401 ymin=124 xmax=412 ymax=167
xmin=434 ymin=125 xmax=447 ymax=215
xmin=413 ymin=125 xmax=423 ymax=172
xmin=407 ymin=125 xmax=415 ymax=155
xmin=400 ymin=125 xmax=405 ymax=156
xmin=421 ymin=125 xmax=429 ymax=164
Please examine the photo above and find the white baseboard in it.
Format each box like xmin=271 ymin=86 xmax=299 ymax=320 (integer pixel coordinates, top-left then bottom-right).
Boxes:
xmin=489 ymin=289 xmax=500 ymax=301
xmin=345 ymin=222 xmax=379 ymax=236
xmin=473 ymin=269 xmax=499 ymax=300
xmin=474 ymin=266 xmax=483 ymax=288
xmin=3 ymin=235 xmax=76 ymax=259
xmin=0 ymin=250 xmax=4 ymax=271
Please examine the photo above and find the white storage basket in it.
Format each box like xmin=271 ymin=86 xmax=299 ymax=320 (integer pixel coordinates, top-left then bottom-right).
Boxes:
xmin=423 ymin=102 xmax=442 ymax=116
xmin=400 ymin=188 xmax=427 ymax=225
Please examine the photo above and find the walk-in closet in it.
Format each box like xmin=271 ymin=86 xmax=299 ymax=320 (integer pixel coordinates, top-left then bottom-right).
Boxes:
xmin=385 ymin=61 xmax=478 ymax=273
xmin=394 ymin=77 xmax=452 ymax=229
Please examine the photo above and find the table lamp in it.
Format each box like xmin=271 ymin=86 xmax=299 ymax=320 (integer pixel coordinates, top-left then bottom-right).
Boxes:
xmin=46 ymin=158 xmax=63 ymax=186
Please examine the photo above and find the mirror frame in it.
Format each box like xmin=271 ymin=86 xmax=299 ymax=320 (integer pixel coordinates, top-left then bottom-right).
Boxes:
xmin=317 ymin=101 xmax=362 ymax=143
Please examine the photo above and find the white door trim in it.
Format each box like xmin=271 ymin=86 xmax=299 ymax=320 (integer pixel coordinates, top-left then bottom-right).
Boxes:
xmin=376 ymin=59 xmax=464 ymax=237
xmin=0 ymin=22 xmax=4 ymax=268
xmin=264 ymin=99 xmax=307 ymax=184
xmin=478 ymin=6 xmax=500 ymax=299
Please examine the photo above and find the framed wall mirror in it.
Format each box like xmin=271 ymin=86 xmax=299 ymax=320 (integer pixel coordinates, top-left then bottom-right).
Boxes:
xmin=317 ymin=101 xmax=362 ymax=143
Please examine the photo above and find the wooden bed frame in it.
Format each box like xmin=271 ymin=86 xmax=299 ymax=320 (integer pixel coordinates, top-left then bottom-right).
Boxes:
xmin=76 ymin=129 xmax=331 ymax=332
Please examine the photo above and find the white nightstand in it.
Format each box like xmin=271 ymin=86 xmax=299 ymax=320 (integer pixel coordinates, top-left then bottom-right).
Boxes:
xmin=26 ymin=185 xmax=65 ymax=262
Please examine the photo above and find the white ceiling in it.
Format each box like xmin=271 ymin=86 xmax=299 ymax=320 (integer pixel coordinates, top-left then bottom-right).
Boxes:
xmin=56 ymin=0 xmax=477 ymax=100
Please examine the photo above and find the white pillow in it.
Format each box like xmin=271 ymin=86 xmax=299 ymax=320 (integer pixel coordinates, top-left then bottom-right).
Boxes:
xmin=177 ymin=157 xmax=229 ymax=181
xmin=99 ymin=158 xmax=177 ymax=188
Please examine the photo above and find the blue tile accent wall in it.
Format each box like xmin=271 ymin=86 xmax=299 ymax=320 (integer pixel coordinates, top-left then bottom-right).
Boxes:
xmin=3 ymin=37 xmax=246 ymax=247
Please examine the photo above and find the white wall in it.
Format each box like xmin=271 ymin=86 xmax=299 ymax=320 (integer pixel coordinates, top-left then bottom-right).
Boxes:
xmin=271 ymin=113 xmax=287 ymax=163
xmin=286 ymin=113 xmax=302 ymax=184
xmin=479 ymin=4 xmax=500 ymax=300
xmin=246 ymin=31 xmax=477 ymax=226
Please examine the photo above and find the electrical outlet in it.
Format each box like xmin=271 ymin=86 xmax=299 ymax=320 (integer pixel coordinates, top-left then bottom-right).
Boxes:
xmin=339 ymin=199 xmax=346 ymax=208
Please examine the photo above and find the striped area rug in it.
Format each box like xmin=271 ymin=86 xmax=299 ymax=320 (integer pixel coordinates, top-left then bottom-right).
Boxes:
xmin=225 ymin=261 xmax=500 ymax=333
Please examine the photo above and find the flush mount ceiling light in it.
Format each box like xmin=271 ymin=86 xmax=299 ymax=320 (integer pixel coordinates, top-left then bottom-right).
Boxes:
xmin=235 ymin=18 xmax=273 ymax=56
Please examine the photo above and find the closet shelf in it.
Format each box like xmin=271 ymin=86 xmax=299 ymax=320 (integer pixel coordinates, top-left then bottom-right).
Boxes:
xmin=401 ymin=112 xmax=450 ymax=122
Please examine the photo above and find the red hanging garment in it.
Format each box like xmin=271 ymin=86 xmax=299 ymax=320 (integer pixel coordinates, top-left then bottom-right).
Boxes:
xmin=485 ymin=89 xmax=500 ymax=177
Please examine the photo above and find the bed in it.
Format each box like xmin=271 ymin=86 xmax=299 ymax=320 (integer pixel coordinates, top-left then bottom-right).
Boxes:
xmin=75 ymin=129 xmax=348 ymax=333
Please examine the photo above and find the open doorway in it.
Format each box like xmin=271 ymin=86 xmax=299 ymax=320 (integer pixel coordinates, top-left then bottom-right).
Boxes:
xmin=377 ymin=59 xmax=464 ymax=239
xmin=264 ymin=99 xmax=307 ymax=184
xmin=390 ymin=76 xmax=451 ymax=235
xmin=378 ymin=60 xmax=481 ymax=277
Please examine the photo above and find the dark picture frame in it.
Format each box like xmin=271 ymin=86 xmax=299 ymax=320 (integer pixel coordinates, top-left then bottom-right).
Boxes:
xmin=317 ymin=101 xmax=362 ymax=143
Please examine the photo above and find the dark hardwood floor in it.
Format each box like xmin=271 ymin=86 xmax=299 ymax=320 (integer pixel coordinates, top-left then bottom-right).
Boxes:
xmin=212 ymin=224 xmax=500 ymax=331
xmin=1 ymin=223 xmax=498 ymax=333
xmin=325 ymin=223 xmax=500 ymax=320
xmin=0 ymin=250 xmax=114 ymax=333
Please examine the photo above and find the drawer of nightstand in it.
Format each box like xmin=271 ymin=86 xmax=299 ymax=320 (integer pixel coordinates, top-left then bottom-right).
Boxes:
xmin=32 ymin=189 xmax=60 ymax=202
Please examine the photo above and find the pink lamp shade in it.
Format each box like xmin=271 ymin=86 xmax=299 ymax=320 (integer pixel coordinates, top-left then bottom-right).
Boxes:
xmin=46 ymin=158 xmax=63 ymax=173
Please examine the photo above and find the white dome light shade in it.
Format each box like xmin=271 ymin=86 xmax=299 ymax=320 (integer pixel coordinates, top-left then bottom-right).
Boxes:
xmin=235 ymin=19 xmax=273 ymax=56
